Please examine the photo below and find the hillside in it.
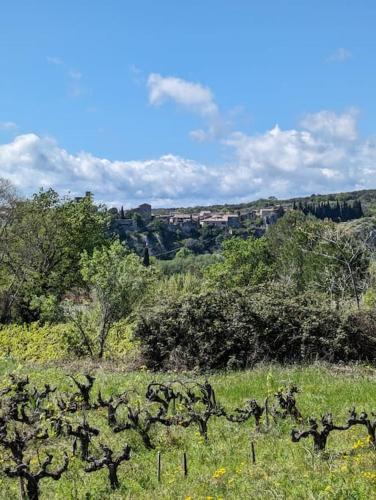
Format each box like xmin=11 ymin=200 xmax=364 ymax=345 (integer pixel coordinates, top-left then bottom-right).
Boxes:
xmin=153 ymin=189 xmax=376 ymax=217
xmin=111 ymin=188 xmax=376 ymax=259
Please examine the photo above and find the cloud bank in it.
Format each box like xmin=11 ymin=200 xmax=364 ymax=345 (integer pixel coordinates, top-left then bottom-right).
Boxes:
xmin=0 ymin=110 xmax=375 ymax=208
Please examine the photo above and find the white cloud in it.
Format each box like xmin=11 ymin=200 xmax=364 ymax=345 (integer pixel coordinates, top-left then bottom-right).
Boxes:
xmin=147 ymin=73 xmax=230 ymax=142
xmin=0 ymin=121 xmax=17 ymax=131
xmin=147 ymin=73 xmax=218 ymax=117
xmin=300 ymin=109 xmax=358 ymax=140
xmin=1 ymin=110 xmax=375 ymax=207
xmin=0 ymin=134 xmax=219 ymax=207
xmin=326 ymin=48 xmax=352 ymax=63
xmin=223 ymin=114 xmax=374 ymax=198
xmin=189 ymin=129 xmax=210 ymax=142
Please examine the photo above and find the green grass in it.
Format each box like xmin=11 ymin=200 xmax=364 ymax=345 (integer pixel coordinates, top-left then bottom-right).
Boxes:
xmin=1 ymin=362 xmax=376 ymax=499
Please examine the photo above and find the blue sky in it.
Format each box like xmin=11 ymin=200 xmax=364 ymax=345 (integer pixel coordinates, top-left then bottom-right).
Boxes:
xmin=0 ymin=1 xmax=376 ymax=207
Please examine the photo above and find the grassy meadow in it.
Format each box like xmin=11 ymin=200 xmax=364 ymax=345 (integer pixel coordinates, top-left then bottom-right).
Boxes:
xmin=0 ymin=361 xmax=376 ymax=499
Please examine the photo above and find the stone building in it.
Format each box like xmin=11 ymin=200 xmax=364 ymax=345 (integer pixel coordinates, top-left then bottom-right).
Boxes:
xmin=125 ymin=203 xmax=152 ymax=222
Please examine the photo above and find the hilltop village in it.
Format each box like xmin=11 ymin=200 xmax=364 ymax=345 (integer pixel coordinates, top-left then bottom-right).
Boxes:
xmin=73 ymin=192 xmax=366 ymax=258
xmin=103 ymin=201 xmax=286 ymax=258
xmin=111 ymin=202 xmax=286 ymax=231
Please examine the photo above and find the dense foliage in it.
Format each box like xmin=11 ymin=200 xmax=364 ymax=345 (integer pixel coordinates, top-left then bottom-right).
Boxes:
xmin=1 ymin=178 xmax=376 ymax=365
xmin=0 ymin=188 xmax=108 ymax=323
xmin=135 ymin=287 xmax=376 ymax=370
xmin=293 ymin=199 xmax=363 ymax=221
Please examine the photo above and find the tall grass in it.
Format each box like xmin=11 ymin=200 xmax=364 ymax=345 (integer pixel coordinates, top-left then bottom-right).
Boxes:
xmin=0 ymin=362 xmax=375 ymax=499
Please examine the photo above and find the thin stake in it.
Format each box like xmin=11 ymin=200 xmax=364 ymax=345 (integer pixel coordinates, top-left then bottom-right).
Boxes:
xmin=183 ymin=452 xmax=188 ymax=477
xmin=157 ymin=451 xmax=161 ymax=482
xmin=264 ymin=397 xmax=270 ymax=427
xmin=251 ymin=441 xmax=256 ymax=464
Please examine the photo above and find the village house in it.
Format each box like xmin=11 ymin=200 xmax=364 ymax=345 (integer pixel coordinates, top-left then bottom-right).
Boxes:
xmin=200 ymin=213 xmax=240 ymax=228
xmin=256 ymin=205 xmax=285 ymax=225
xmin=169 ymin=213 xmax=196 ymax=224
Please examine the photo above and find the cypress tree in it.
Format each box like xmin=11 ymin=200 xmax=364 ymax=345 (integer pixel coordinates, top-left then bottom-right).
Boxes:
xmin=143 ymin=247 xmax=150 ymax=267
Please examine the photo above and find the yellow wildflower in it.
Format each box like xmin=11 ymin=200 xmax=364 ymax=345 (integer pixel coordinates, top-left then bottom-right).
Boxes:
xmin=212 ymin=467 xmax=226 ymax=479
xmin=362 ymin=471 xmax=376 ymax=481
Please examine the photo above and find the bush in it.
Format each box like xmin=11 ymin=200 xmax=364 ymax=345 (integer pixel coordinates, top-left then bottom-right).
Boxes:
xmin=134 ymin=289 xmax=263 ymax=370
xmin=134 ymin=287 xmax=376 ymax=371
xmin=341 ymin=310 xmax=376 ymax=361
xmin=0 ymin=322 xmax=78 ymax=362
xmin=249 ymin=288 xmax=345 ymax=362
xmin=0 ymin=320 xmax=140 ymax=363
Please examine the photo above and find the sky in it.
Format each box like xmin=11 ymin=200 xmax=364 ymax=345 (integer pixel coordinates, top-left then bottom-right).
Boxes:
xmin=0 ymin=0 xmax=376 ymax=208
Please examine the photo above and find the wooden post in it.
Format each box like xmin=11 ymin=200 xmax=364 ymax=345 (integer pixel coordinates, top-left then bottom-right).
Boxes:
xmin=251 ymin=441 xmax=256 ymax=464
xmin=157 ymin=451 xmax=161 ymax=482
xmin=183 ymin=452 xmax=188 ymax=477
xmin=264 ymin=397 xmax=270 ymax=427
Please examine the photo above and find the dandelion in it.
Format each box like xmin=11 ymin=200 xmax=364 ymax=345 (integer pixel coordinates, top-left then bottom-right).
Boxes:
xmin=212 ymin=467 xmax=226 ymax=479
xmin=352 ymin=439 xmax=364 ymax=450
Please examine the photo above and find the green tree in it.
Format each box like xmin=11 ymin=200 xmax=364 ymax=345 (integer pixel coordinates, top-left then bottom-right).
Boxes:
xmin=67 ymin=240 xmax=156 ymax=358
xmin=205 ymin=236 xmax=272 ymax=288
xmin=0 ymin=189 xmax=109 ymax=322
xmin=301 ymin=222 xmax=371 ymax=309
xmin=266 ymin=210 xmax=312 ymax=291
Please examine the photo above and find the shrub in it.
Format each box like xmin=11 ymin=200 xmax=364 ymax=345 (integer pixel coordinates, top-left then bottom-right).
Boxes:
xmin=134 ymin=287 xmax=376 ymax=371
xmin=134 ymin=289 xmax=264 ymax=371
xmin=249 ymin=288 xmax=345 ymax=363
xmin=0 ymin=322 xmax=78 ymax=362
xmin=0 ymin=320 xmax=140 ymax=363
xmin=341 ymin=310 xmax=376 ymax=361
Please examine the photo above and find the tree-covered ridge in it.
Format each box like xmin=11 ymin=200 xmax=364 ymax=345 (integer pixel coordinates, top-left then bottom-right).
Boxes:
xmin=153 ymin=188 xmax=376 ymax=217
xmin=292 ymin=199 xmax=363 ymax=222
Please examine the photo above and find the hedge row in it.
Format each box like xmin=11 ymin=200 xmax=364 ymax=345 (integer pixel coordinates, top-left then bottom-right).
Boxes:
xmin=134 ymin=288 xmax=376 ymax=370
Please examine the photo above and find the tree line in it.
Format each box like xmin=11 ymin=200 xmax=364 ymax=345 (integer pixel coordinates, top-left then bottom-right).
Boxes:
xmin=293 ymin=199 xmax=364 ymax=222
xmin=1 ymin=178 xmax=376 ymax=367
